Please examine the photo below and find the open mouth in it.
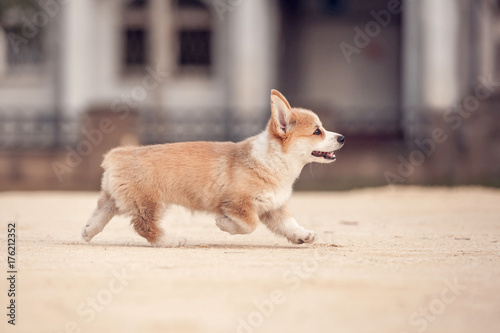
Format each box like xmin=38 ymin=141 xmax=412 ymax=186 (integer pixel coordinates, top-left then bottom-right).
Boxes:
xmin=312 ymin=151 xmax=336 ymax=160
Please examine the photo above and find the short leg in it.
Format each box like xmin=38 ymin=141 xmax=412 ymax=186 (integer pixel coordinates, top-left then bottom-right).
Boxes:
xmin=131 ymin=213 xmax=163 ymax=244
xmin=82 ymin=191 xmax=117 ymax=242
xmin=216 ymin=198 xmax=259 ymax=235
xmin=261 ymin=206 xmax=317 ymax=244
xmin=131 ymin=200 xmax=185 ymax=247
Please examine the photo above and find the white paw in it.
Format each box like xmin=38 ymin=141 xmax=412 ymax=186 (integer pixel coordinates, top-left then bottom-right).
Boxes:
xmin=216 ymin=216 xmax=239 ymax=235
xmin=154 ymin=236 xmax=187 ymax=248
xmin=82 ymin=225 xmax=95 ymax=242
xmin=215 ymin=216 xmax=252 ymax=235
xmin=288 ymin=229 xmax=317 ymax=245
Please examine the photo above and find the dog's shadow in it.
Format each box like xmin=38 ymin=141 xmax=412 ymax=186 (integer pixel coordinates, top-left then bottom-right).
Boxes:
xmin=62 ymin=240 xmax=340 ymax=250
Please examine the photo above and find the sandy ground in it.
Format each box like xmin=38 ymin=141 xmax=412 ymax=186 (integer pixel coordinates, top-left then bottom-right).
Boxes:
xmin=0 ymin=186 xmax=499 ymax=333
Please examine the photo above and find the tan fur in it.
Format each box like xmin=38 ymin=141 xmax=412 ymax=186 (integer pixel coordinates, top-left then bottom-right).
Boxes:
xmin=82 ymin=90 xmax=344 ymax=246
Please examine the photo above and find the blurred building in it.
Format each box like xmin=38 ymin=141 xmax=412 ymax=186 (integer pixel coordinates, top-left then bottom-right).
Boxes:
xmin=0 ymin=0 xmax=499 ymax=190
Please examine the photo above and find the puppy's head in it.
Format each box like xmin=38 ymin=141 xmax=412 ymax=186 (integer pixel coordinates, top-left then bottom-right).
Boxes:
xmin=268 ymin=89 xmax=344 ymax=164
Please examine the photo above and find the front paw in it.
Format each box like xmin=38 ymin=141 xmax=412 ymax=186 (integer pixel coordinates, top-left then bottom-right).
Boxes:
xmin=288 ymin=229 xmax=317 ymax=244
xmin=153 ymin=236 xmax=187 ymax=248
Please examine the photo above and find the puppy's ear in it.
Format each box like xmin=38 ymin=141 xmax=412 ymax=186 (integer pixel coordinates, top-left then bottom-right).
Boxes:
xmin=271 ymin=91 xmax=294 ymax=136
xmin=271 ymin=89 xmax=291 ymax=109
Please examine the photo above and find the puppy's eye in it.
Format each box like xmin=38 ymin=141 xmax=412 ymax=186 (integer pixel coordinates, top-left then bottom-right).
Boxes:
xmin=313 ymin=129 xmax=322 ymax=135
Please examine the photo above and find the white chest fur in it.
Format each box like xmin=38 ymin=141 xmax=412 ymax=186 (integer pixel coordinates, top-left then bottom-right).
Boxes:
xmin=250 ymin=131 xmax=302 ymax=213
xmin=255 ymin=183 xmax=293 ymax=213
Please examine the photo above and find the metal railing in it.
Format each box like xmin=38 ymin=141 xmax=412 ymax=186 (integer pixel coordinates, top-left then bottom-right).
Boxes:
xmin=0 ymin=106 xmax=403 ymax=150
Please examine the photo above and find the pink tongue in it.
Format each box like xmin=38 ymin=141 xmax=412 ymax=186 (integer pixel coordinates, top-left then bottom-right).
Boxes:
xmin=326 ymin=152 xmax=335 ymax=158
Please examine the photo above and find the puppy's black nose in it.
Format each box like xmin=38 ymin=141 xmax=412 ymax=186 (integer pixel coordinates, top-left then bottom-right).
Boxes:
xmin=337 ymin=135 xmax=345 ymax=144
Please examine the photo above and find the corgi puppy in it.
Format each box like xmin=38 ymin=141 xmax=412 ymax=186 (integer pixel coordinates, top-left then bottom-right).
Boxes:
xmin=82 ymin=90 xmax=345 ymax=246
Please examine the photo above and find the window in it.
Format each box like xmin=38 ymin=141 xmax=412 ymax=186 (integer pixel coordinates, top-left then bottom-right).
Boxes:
xmin=124 ymin=29 xmax=147 ymax=66
xmin=495 ymin=2 xmax=500 ymax=86
xmin=122 ymin=0 xmax=149 ymax=72
xmin=3 ymin=25 xmax=44 ymax=67
xmin=120 ymin=0 xmax=213 ymax=76
xmin=127 ymin=0 xmax=148 ymax=8
xmin=0 ymin=0 xmax=45 ymax=72
xmin=175 ymin=0 xmax=212 ymax=75
xmin=178 ymin=30 xmax=211 ymax=66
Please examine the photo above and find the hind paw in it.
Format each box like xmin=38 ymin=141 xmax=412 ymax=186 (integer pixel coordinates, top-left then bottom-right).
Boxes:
xmin=82 ymin=225 xmax=95 ymax=242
